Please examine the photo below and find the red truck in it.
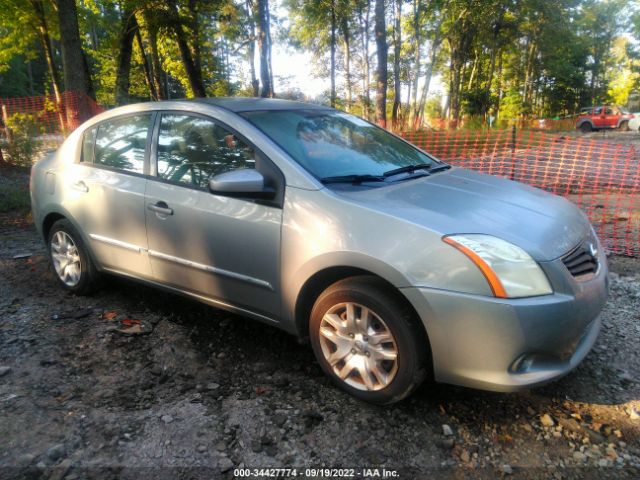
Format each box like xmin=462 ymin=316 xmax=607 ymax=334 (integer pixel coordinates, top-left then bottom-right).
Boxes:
xmin=576 ymin=106 xmax=634 ymax=132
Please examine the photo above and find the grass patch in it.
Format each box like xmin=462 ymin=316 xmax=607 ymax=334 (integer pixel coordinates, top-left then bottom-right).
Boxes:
xmin=0 ymin=183 xmax=30 ymax=213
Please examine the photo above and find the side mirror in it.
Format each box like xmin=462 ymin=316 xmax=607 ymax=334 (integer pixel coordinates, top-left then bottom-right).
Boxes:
xmin=209 ymin=169 xmax=275 ymax=199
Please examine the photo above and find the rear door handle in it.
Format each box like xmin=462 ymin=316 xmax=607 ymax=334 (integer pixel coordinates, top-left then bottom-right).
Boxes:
xmin=72 ymin=181 xmax=89 ymax=193
xmin=147 ymin=201 xmax=173 ymax=216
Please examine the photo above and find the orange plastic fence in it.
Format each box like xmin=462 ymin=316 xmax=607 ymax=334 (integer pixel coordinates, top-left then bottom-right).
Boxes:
xmin=0 ymin=91 xmax=103 ymax=135
xmin=1 ymin=91 xmax=637 ymax=258
xmin=402 ymin=129 xmax=640 ymax=257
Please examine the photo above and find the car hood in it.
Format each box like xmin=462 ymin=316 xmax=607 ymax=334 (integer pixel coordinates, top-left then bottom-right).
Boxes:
xmin=334 ymin=168 xmax=590 ymax=261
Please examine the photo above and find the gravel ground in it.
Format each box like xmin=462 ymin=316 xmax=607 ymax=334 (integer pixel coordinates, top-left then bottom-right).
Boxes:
xmin=0 ymin=173 xmax=639 ymax=479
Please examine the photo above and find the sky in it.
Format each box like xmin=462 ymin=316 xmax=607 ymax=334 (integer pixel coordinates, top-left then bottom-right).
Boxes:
xmin=251 ymin=3 xmax=445 ymax=104
xmin=271 ymin=44 xmax=328 ymax=98
xmin=268 ymin=42 xmax=445 ymax=103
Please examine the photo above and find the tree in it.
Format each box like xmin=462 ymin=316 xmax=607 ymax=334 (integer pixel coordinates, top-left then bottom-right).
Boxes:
xmin=29 ymin=0 xmax=64 ymax=104
xmin=287 ymin=0 xmax=349 ymax=107
xmin=356 ymin=0 xmax=372 ymax=118
xmin=115 ymin=6 xmax=138 ymax=105
xmin=1 ymin=0 xmax=637 ymax=130
xmin=578 ymin=0 xmax=627 ymax=104
xmin=374 ymin=0 xmax=387 ymax=127
xmin=339 ymin=0 xmax=353 ymax=110
xmin=166 ymin=0 xmax=206 ymax=97
xmin=56 ymin=0 xmax=95 ymax=103
xmin=256 ymin=0 xmax=274 ymax=97
xmin=140 ymin=9 xmax=167 ymax=99
xmin=391 ymin=0 xmax=401 ymax=127
xmin=245 ymin=0 xmax=260 ymax=96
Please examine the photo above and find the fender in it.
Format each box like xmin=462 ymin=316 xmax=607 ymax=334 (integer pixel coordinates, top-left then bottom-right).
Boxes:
xmin=38 ymin=205 xmax=102 ymax=271
xmin=616 ymin=118 xmax=629 ymax=129
xmin=283 ymin=251 xmax=415 ymax=333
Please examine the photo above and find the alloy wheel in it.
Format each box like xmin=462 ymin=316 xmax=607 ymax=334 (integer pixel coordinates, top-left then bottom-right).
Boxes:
xmin=50 ymin=231 xmax=82 ymax=287
xmin=318 ymin=302 xmax=398 ymax=391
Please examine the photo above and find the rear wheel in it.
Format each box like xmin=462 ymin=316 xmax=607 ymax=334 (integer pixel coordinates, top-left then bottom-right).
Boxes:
xmin=48 ymin=219 xmax=100 ymax=295
xmin=579 ymin=122 xmax=592 ymax=133
xmin=309 ymin=276 xmax=429 ymax=404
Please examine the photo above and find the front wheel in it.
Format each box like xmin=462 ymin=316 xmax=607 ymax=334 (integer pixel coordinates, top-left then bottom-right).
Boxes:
xmin=48 ymin=219 xmax=100 ymax=295
xmin=309 ymin=276 xmax=429 ymax=404
xmin=619 ymin=121 xmax=629 ymax=131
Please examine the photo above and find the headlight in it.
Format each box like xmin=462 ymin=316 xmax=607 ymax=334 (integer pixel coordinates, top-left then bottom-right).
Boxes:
xmin=442 ymin=234 xmax=552 ymax=298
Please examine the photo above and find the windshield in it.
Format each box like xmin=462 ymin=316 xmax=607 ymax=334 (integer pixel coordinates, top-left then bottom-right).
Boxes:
xmin=240 ymin=109 xmax=439 ymax=180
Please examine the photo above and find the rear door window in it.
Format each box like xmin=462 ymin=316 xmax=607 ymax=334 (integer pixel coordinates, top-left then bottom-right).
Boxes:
xmin=94 ymin=114 xmax=152 ymax=174
xmin=81 ymin=126 xmax=97 ymax=163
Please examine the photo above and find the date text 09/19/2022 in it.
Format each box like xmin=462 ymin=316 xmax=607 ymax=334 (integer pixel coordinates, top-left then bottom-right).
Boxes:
xmin=233 ymin=468 xmax=400 ymax=478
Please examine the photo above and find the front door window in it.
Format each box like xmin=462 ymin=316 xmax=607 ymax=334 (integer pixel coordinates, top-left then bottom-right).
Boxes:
xmin=157 ymin=114 xmax=256 ymax=188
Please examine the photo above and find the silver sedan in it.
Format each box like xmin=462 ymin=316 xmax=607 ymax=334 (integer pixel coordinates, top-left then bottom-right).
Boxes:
xmin=30 ymin=98 xmax=608 ymax=404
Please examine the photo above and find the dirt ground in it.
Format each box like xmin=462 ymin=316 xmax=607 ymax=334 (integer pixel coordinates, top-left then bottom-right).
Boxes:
xmin=1 ymin=164 xmax=640 ymax=480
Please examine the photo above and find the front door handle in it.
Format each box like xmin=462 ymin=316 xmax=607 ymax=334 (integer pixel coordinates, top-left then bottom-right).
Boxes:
xmin=147 ymin=201 xmax=173 ymax=216
xmin=72 ymin=181 xmax=89 ymax=193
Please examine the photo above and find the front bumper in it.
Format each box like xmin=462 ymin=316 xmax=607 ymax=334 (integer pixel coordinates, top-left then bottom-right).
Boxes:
xmin=401 ymin=256 xmax=609 ymax=392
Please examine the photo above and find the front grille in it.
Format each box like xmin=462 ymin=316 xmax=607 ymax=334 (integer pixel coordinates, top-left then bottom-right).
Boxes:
xmin=562 ymin=241 xmax=598 ymax=277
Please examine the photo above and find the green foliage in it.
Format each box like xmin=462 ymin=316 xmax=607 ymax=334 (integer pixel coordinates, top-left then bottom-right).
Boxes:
xmin=500 ymin=89 xmax=524 ymax=121
xmin=0 ymin=0 xmax=638 ymax=132
xmin=3 ymin=112 xmax=45 ymax=166
xmin=462 ymin=88 xmax=493 ymax=116
xmin=606 ymin=36 xmax=640 ymax=106
xmin=0 ymin=57 xmax=36 ymax=97
xmin=424 ymin=96 xmax=443 ymax=119
xmin=0 ymin=182 xmax=30 ymax=213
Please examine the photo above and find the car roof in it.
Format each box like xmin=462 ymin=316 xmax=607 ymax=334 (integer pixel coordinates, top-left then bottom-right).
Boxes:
xmin=190 ymin=97 xmax=331 ymax=113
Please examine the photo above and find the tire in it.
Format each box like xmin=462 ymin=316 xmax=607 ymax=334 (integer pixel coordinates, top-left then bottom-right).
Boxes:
xmin=309 ymin=276 xmax=429 ymax=404
xmin=619 ymin=121 xmax=629 ymax=131
xmin=47 ymin=219 xmax=100 ymax=295
xmin=579 ymin=122 xmax=592 ymax=133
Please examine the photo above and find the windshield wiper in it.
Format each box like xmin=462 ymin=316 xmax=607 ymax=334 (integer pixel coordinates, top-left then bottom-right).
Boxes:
xmin=383 ymin=163 xmax=451 ymax=178
xmin=320 ymin=174 xmax=386 ymax=184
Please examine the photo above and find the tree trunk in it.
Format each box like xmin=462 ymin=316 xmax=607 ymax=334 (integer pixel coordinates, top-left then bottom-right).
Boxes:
xmin=486 ymin=45 xmax=498 ymax=94
xmin=411 ymin=0 xmax=420 ymax=121
xmin=115 ymin=8 xmax=138 ymax=105
xmin=485 ymin=5 xmax=505 ymax=96
xmin=246 ymin=0 xmax=260 ymax=96
xmin=374 ymin=0 xmax=387 ymax=128
xmin=341 ymin=15 xmax=352 ymax=111
xmin=135 ymin=28 xmax=158 ymax=100
xmin=495 ymin=51 xmax=503 ymax=118
xmin=450 ymin=60 xmax=462 ymax=125
xmin=330 ymin=0 xmax=337 ymax=107
xmin=144 ymin=12 xmax=166 ymax=100
xmin=266 ymin=0 xmax=275 ymax=97
xmin=523 ymin=40 xmax=537 ymax=112
xmin=415 ymin=37 xmax=440 ymax=128
xmin=174 ymin=27 xmax=207 ymax=97
xmin=256 ymin=0 xmax=273 ymax=97
xmin=358 ymin=3 xmax=371 ymax=119
xmin=188 ymin=0 xmax=202 ymax=81
xmin=391 ymin=0 xmax=402 ymax=129
xmin=167 ymin=0 xmax=206 ymax=97
xmin=30 ymin=0 xmax=63 ymax=105
xmin=447 ymin=29 xmax=472 ymax=126
xmin=27 ymin=61 xmax=35 ymax=95
xmin=467 ymin=49 xmax=479 ymax=90
xmin=55 ymin=0 xmax=95 ymax=101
